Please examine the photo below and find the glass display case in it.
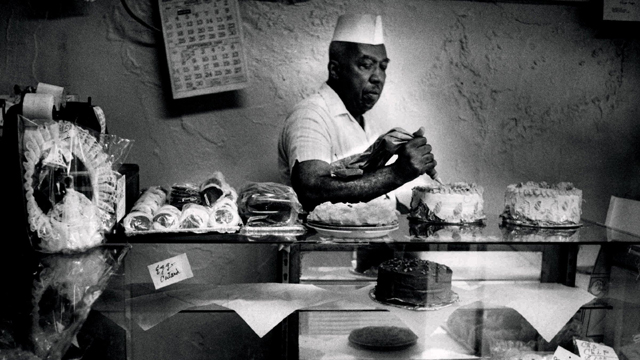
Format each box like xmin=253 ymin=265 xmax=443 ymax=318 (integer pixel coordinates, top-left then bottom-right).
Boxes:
xmin=288 ymin=215 xmax=640 ymax=360
xmin=101 ymin=213 xmax=640 ymax=360
xmin=5 ymin=213 xmax=637 ymax=360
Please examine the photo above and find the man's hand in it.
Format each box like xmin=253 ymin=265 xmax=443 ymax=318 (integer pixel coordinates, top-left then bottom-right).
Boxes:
xmin=392 ymin=135 xmax=437 ymax=183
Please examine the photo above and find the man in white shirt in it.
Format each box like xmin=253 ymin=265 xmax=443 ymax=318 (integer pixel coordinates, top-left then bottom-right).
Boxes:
xmin=278 ymin=14 xmax=437 ymax=211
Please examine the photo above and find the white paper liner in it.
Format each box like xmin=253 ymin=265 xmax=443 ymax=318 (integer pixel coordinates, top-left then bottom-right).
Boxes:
xmin=126 ymin=282 xmax=594 ymax=341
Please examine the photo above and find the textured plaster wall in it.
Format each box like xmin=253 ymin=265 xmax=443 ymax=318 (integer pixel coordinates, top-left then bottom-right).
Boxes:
xmin=1 ymin=0 xmax=638 ymax=358
xmin=1 ymin=0 xmax=639 ymax=222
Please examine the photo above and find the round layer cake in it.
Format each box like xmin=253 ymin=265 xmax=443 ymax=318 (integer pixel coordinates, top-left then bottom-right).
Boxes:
xmin=375 ymin=258 xmax=453 ymax=307
xmin=307 ymin=197 xmax=398 ymax=226
xmin=501 ymin=182 xmax=582 ymax=227
xmin=409 ymin=182 xmax=485 ymax=224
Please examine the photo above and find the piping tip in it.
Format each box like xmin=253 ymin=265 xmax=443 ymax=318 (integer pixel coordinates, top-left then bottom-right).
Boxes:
xmin=431 ymin=171 xmax=444 ymax=185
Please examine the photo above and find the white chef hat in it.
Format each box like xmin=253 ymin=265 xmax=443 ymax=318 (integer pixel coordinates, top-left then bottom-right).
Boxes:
xmin=331 ymin=14 xmax=384 ymax=45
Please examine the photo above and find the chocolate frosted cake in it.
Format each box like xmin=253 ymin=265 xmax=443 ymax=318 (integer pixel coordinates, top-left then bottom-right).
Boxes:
xmin=375 ymin=258 xmax=453 ymax=307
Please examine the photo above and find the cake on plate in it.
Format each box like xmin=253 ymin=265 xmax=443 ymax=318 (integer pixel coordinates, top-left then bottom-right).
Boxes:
xmin=500 ymin=182 xmax=582 ymax=227
xmin=307 ymin=197 xmax=398 ymax=226
xmin=374 ymin=258 xmax=453 ymax=307
xmin=409 ymin=182 xmax=485 ymax=224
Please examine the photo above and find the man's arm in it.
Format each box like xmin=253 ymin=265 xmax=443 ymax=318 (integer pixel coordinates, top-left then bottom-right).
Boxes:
xmin=291 ymin=136 xmax=437 ymax=211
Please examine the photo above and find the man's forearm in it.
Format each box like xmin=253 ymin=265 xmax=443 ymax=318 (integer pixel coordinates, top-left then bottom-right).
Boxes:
xmin=292 ymin=161 xmax=406 ymax=210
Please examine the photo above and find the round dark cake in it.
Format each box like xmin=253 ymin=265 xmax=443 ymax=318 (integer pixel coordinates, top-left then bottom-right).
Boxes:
xmin=375 ymin=258 xmax=452 ymax=307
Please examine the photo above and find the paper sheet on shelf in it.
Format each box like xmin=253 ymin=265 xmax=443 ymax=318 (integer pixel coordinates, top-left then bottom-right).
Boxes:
xmin=128 ymin=283 xmax=345 ymax=337
xmin=329 ymin=284 xmax=478 ymax=339
xmin=468 ymin=282 xmax=595 ymax=341
xmin=127 ymin=281 xmax=594 ymax=340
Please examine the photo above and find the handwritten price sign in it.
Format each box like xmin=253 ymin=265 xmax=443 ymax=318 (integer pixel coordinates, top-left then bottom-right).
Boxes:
xmin=575 ymin=340 xmax=619 ymax=360
xmin=147 ymin=253 xmax=194 ymax=289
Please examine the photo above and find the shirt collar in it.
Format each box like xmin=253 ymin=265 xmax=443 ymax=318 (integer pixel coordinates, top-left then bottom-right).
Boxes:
xmin=319 ymin=82 xmax=355 ymax=120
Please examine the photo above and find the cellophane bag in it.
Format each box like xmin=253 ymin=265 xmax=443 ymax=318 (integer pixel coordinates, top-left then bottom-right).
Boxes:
xmin=330 ymin=127 xmax=424 ymax=178
xmin=18 ymin=116 xmax=133 ymax=253
xmin=237 ymin=182 xmax=303 ymax=227
xmin=27 ymin=246 xmax=128 ymax=360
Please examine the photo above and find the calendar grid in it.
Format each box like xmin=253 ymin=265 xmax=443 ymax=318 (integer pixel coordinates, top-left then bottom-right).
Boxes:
xmin=159 ymin=0 xmax=249 ymax=99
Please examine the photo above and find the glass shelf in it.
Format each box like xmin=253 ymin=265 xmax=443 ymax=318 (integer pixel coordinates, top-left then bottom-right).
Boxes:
xmin=109 ymin=214 xmax=640 ymax=245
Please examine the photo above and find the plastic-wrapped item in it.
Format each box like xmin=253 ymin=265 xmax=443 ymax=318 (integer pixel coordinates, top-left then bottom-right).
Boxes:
xmin=130 ymin=186 xmax=167 ymax=215
xmin=122 ymin=211 xmax=153 ymax=232
xmin=122 ymin=173 xmax=243 ymax=235
xmin=208 ymin=198 xmax=242 ymax=228
xmin=122 ymin=186 xmax=168 ymax=232
xmin=152 ymin=204 xmax=181 ymax=230
xmin=237 ymin=182 xmax=303 ymax=227
xmin=330 ymin=127 xmax=423 ymax=178
xmin=2 ymin=245 xmax=130 ymax=360
xmin=19 ymin=116 xmax=133 ymax=253
xmin=168 ymin=183 xmax=201 ymax=210
xmin=200 ymin=171 xmax=237 ymax=206
xmin=178 ymin=203 xmax=210 ymax=229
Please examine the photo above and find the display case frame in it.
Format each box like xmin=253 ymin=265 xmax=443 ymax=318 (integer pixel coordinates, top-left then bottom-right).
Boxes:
xmin=101 ymin=213 xmax=640 ymax=360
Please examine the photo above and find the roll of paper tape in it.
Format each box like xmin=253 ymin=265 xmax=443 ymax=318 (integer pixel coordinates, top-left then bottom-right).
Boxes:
xmin=22 ymin=93 xmax=55 ymax=120
xmin=36 ymin=82 xmax=64 ymax=110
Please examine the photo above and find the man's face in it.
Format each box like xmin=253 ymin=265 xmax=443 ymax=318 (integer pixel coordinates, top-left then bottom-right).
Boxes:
xmin=338 ymin=43 xmax=389 ymax=116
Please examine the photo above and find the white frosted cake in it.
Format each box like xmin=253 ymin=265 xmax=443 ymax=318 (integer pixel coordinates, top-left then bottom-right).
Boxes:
xmin=409 ymin=182 xmax=485 ymax=224
xmin=308 ymin=197 xmax=398 ymax=226
xmin=501 ymin=182 xmax=582 ymax=226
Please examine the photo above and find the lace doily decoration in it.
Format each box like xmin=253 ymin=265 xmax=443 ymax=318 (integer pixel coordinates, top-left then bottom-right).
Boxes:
xmin=22 ymin=121 xmax=117 ymax=252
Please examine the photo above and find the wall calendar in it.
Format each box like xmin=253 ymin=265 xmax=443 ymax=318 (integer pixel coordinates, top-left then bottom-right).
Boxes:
xmin=158 ymin=0 xmax=249 ymax=99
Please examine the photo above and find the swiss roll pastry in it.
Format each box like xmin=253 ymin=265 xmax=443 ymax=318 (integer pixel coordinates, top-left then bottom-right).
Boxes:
xmin=122 ymin=211 xmax=154 ymax=232
xmin=179 ymin=203 xmax=210 ymax=229
xmin=200 ymin=171 xmax=238 ymax=206
xmin=152 ymin=204 xmax=181 ymax=230
xmin=208 ymin=198 xmax=242 ymax=228
xmin=131 ymin=186 xmax=167 ymax=215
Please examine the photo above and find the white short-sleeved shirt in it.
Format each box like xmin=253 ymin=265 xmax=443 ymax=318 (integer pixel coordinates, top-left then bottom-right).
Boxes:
xmin=278 ymin=83 xmax=385 ymax=185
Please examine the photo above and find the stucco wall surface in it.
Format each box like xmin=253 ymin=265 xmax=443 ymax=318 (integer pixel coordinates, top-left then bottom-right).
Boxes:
xmin=1 ymin=0 xmax=638 ymax=222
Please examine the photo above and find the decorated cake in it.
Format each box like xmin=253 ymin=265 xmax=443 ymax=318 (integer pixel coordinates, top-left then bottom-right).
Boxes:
xmin=500 ymin=182 xmax=582 ymax=227
xmin=374 ymin=258 xmax=453 ymax=307
xmin=307 ymin=197 xmax=398 ymax=226
xmin=409 ymin=182 xmax=485 ymax=224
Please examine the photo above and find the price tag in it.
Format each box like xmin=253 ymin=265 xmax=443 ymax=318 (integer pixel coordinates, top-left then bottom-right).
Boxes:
xmin=148 ymin=253 xmax=194 ymax=289
xmin=554 ymin=346 xmax=580 ymax=360
xmin=575 ymin=340 xmax=619 ymax=360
